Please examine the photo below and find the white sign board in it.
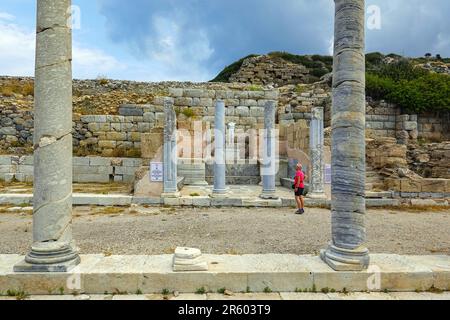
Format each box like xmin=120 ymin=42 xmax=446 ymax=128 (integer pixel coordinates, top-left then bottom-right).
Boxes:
xmin=150 ymin=162 xmax=163 ymax=182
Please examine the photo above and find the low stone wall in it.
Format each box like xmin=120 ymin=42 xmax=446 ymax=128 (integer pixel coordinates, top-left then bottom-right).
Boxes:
xmin=205 ymin=163 xmax=261 ymax=185
xmin=0 ymin=155 xmax=142 ymax=183
xmin=385 ymin=178 xmax=450 ymax=199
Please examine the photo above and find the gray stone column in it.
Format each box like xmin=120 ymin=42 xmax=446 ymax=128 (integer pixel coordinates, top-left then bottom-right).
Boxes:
xmin=321 ymin=0 xmax=370 ymax=271
xmin=15 ymin=0 xmax=80 ymax=272
xmin=213 ymin=100 xmax=228 ymax=195
xmin=260 ymin=101 xmax=278 ymax=199
xmin=163 ymin=98 xmax=179 ymax=197
xmin=308 ymin=107 xmax=326 ymax=199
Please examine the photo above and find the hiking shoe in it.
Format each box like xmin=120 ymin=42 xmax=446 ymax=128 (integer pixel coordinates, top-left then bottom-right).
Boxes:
xmin=295 ymin=209 xmax=304 ymax=215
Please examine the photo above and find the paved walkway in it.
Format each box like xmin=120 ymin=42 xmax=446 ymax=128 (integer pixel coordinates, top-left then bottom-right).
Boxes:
xmin=1 ymin=292 xmax=449 ymax=300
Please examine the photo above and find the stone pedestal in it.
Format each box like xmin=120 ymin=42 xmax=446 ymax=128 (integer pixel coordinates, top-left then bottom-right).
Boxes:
xmin=213 ymin=100 xmax=228 ymax=196
xmin=260 ymin=101 xmax=278 ymax=199
xmin=163 ymin=98 xmax=179 ymax=197
xmin=15 ymin=0 xmax=80 ymax=272
xmin=173 ymin=247 xmax=208 ymax=272
xmin=178 ymin=159 xmax=208 ymax=186
xmin=308 ymin=107 xmax=326 ymax=199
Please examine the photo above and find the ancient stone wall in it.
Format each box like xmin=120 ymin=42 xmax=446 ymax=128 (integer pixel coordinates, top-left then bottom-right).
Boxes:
xmin=408 ymin=142 xmax=450 ymax=179
xmin=229 ymin=55 xmax=309 ymax=86
xmin=0 ymin=155 xmax=142 ymax=183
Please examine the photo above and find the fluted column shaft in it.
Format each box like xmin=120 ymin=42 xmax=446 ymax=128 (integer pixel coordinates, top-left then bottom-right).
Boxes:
xmin=163 ymin=98 xmax=179 ymax=195
xmin=260 ymin=101 xmax=278 ymax=199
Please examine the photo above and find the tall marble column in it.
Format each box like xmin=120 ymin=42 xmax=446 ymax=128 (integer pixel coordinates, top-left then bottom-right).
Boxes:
xmin=260 ymin=101 xmax=278 ymax=199
xmin=308 ymin=107 xmax=326 ymax=199
xmin=213 ymin=100 xmax=228 ymax=195
xmin=15 ymin=0 xmax=80 ymax=272
xmin=321 ymin=0 xmax=370 ymax=271
xmin=163 ymin=98 xmax=179 ymax=197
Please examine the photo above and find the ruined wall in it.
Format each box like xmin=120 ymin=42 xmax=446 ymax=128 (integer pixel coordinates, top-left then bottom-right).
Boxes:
xmin=229 ymin=55 xmax=309 ymax=86
xmin=408 ymin=142 xmax=450 ymax=179
xmin=0 ymin=155 xmax=142 ymax=183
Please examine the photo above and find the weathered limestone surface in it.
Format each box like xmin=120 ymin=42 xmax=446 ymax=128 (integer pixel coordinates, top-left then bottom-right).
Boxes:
xmin=260 ymin=101 xmax=278 ymax=199
xmin=1 ymin=254 xmax=449 ymax=295
xmin=15 ymin=0 xmax=80 ymax=272
xmin=321 ymin=0 xmax=369 ymax=271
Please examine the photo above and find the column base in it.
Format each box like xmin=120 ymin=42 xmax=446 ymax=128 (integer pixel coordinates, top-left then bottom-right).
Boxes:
xmin=320 ymin=244 xmax=370 ymax=271
xmin=161 ymin=192 xmax=181 ymax=198
xmin=212 ymin=188 xmax=230 ymax=198
xmin=14 ymin=242 xmax=80 ymax=273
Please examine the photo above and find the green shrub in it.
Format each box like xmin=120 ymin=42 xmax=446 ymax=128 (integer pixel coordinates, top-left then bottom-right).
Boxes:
xmin=211 ymin=54 xmax=258 ymax=82
xmin=366 ymin=60 xmax=450 ymax=113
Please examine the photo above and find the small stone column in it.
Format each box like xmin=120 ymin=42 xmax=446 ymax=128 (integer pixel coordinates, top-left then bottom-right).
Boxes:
xmin=260 ymin=101 xmax=278 ymax=199
xmin=15 ymin=0 xmax=80 ymax=272
xmin=163 ymin=98 xmax=179 ymax=197
xmin=213 ymin=100 xmax=228 ymax=195
xmin=308 ymin=107 xmax=326 ymax=199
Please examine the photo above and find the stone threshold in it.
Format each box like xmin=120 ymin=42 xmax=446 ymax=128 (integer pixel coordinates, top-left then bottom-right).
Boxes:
xmin=0 ymin=193 xmax=402 ymax=208
xmin=0 ymin=254 xmax=448 ymax=295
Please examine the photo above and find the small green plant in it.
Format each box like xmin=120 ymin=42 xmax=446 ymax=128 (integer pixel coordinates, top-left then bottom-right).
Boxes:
xmin=59 ymin=287 xmax=65 ymax=295
xmin=341 ymin=287 xmax=349 ymax=295
xmin=190 ymin=192 xmax=201 ymax=197
xmin=246 ymin=286 xmax=252 ymax=293
xmin=263 ymin=287 xmax=272 ymax=294
xmin=248 ymin=85 xmax=263 ymax=91
xmin=7 ymin=289 xmax=29 ymax=300
xmin=321 ymin=287 xmax=330 ymax=294
xmin=181 ymin=108 xmax=196 ymax=118
xmin=330 ymin=289 xmax=336 ymax=293
xmin=96 ymin=75 xmax=109 ymax=85
xmin=217 ymin=288 xmax=226 ymax=294
xmin=311 ymin=284 xmax=317 ymax=293
xmin=136 ymin=289 xmax=143 ymax=295
xmin=196 ymin=287 xmax=206 ymax=294
xmin=383 ymin=288 xmax=389 ymax=294
xmin=162 ymin=289 xmax=170 ymax=295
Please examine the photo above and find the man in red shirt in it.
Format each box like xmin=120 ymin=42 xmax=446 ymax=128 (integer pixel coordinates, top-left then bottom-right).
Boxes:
xmin=294 ymin=163 xmax=307 ymax=215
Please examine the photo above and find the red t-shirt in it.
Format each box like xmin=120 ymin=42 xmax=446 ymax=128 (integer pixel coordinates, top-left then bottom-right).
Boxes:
xmin=294 ymin=170 xmax=305 ymax=189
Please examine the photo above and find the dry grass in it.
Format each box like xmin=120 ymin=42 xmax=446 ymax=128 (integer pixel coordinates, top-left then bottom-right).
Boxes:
xmin=95 ymin=207 xmax=125 ymax=215
xmin=376 ymin=205 xmax=450 ymax=213
xmin=0 ymin=79 xmax=34 ymax=97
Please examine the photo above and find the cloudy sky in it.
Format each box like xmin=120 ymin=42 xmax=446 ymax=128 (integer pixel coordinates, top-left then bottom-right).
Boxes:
xmin=0 ymin=0 xmax=449 ymax=81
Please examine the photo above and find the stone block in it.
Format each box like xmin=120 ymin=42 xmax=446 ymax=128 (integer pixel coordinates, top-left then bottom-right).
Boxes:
xmin=211 ymin=198 xmax=243 ymax=207
xmin=80 ymin=115 xmax=96 ymax=123
xmin=169 ymin=88 xmax=183 ymax=97
xmin=0 ymin=156 xmax=11 ymax=165
xmin=98 ymin=140 xmax=117 ymax=149
xmin=420 ymin=179 xmax=447 ymax=193
xmin=115 ymin=166 xmax=137 ymax=176
xmin=400 ymin=179 xmax=423 ymax=193
xmin=73 ymin=157 xmax=90 ymax=166
xmin=119 ymin=105 xmax=144 ymax=116
xmin=73 ymin=174 xmax=111 ymax=183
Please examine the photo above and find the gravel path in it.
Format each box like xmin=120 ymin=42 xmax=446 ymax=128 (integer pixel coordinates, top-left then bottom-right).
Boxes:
xmin=0 ymin=206 xmax=449 ymax=256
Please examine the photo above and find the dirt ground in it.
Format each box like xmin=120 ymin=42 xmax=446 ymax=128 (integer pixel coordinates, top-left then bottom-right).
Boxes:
xmin=0 ymin=206 xmax=449 ymax=256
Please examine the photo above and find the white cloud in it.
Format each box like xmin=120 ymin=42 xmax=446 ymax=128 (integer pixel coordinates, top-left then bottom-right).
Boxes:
xmin=0 ymin=12 xmax=15 ymax=21
xmin=0 ymin=12 xmax=123 ymax=79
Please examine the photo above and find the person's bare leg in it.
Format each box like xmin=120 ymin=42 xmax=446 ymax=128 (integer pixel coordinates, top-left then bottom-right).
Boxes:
xmin=295 ymin=196 xmax=302 ymax=210
xmin=300 ymin=196 xmax=305 ymax=210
